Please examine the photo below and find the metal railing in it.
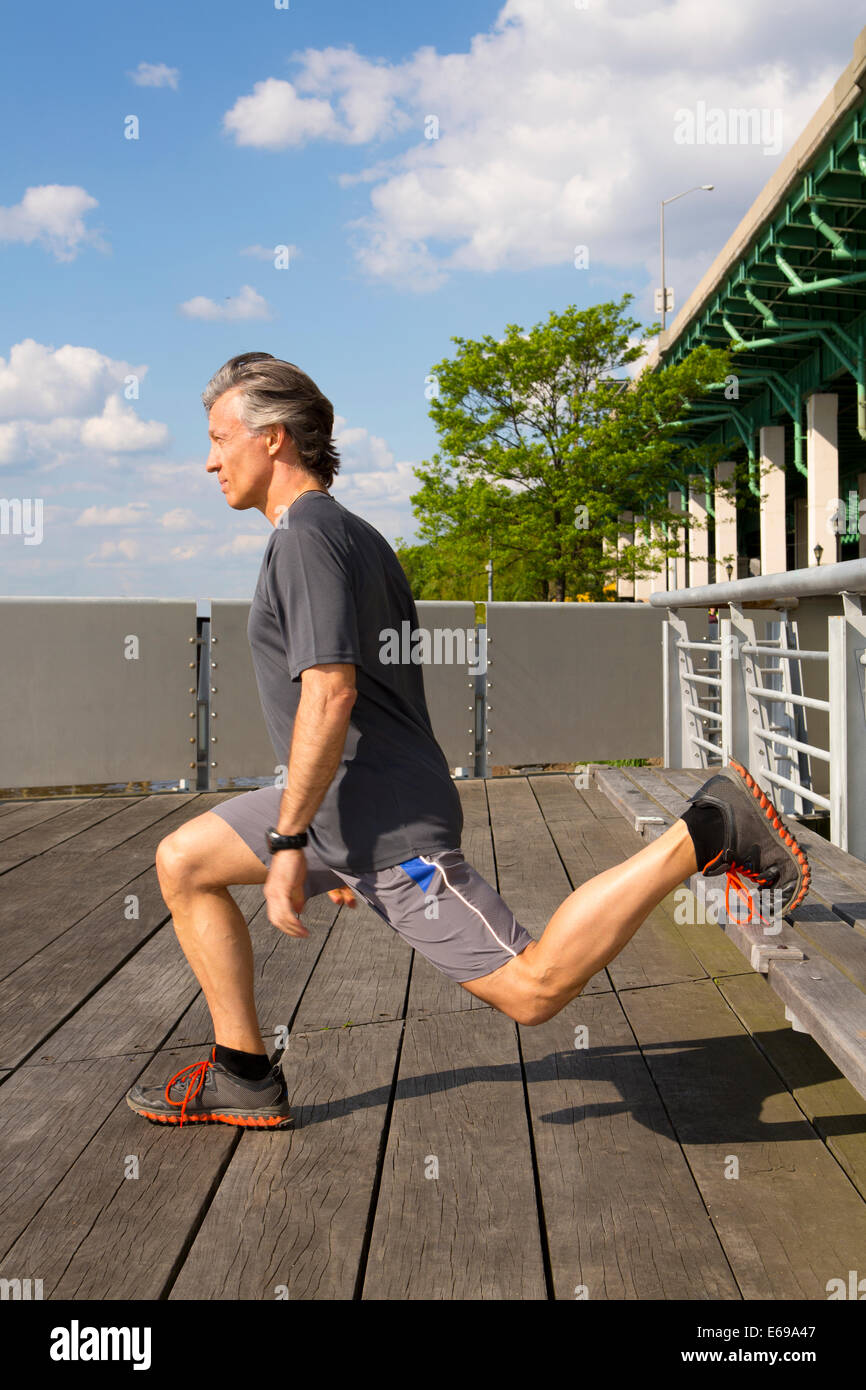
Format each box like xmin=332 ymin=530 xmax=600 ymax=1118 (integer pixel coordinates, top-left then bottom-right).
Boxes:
xmin=651 ymin=559 xmax=866 ymax=857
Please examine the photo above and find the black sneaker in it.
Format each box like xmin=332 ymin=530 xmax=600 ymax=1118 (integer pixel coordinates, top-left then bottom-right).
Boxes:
xmin=685 ymin=758 xmax=811 ymax=921
xmin=126 ymin=1046 xmax=293 ymax=1129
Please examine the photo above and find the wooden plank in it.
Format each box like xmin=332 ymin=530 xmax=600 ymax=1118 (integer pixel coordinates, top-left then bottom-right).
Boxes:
xmin=487 ymin=777 xmax=609 ymax=995
xmin=593 ymin=767 xmax=672 ymax=834
xmin=0 ymin=796 xmax=142 ymax=868
xmin=52 ymin=792 xmax=200 ymax=857
xmin=95 ymin=792 xmax=246 ymax=868
xmin=718 ymin=972 xmax=866 ymax=1202
xmin=0 ymin=1054 xmax=149 ymax=1260
xmin=519 ymin=993 xmax=739 ymax=1299
xmin=0 ymin=844 xmax=158 ymax=981
xmin=0 ymin=1043 xmax=238 ymax=1298
xmin=759 ymin=956 xmax=866 ymax=1101
xmin=0 ymin=798 xmax=90 ymax=843
xmin=168 ymin=1023 xmax=403 ymax=1300
xmin=362 ymin=1009 xmax=547 ymax=1299
xmin=528 ymin=774 xmax=608 ymax=827
xmin=621 ymin=978 xmax=866 ymax=1297
xmin=17 ymin=884 xmax=267 ymax=1064
xmin=291 ymin=897 xmax=412 ymax=1032
xmin=408 ymin=779 xmax=494 ymax=1017
xmin=0 ymin=794 xmax=253 ymax=980
xmin=0 ymin=864 xmax=170 ymax=1068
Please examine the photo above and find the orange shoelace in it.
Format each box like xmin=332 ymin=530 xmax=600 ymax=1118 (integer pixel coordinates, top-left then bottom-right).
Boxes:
xmin=724 ymin=864 xmax=773 ymax=926
xmin=164 ymin=1046 xmax=216 ymax=1127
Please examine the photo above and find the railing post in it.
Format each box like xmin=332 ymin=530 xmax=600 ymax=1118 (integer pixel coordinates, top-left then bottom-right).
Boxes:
xmin=663 ymin=612 xmax=684 ymax=765
xmin=828 ymin=615 xmax=847 ymax=850
xmin=719 ymin=616 xmax=735 ymax=765
xmin=729 ymin=604 xmax=760 ymax=774
xmin=829 ymin=594 xmax=866 ymax=856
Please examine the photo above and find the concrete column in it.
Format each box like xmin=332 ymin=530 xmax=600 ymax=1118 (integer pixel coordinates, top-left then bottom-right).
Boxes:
xmin=687 ymin=474 xmax=710 ymax=588
xmin=617 ymin=510 xmax=634 ymax=598
xmin=714 ymin=461 xmax=737 ymax=582
xmin=650 ymin=521 xmax=667 ymax=594
xmin=806 ymin=393 xmax=838 ymax=564
xmin=759 ymin=425 xmax=787 ymax=575
xmin=667 ymin=490 xmax=686 ymax=588
xmin=632 ymin=515 xmax=651 ymax=600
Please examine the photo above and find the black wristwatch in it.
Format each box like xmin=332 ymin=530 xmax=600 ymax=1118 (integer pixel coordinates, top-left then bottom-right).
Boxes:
xmin=265 ymin=826 xmax=308 ymax=853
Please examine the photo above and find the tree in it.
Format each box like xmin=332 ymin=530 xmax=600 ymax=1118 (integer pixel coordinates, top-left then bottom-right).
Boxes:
xmin=403 ymin=296 xmax=730 ymax=601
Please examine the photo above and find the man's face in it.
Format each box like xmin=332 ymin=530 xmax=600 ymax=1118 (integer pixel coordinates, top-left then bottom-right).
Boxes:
xmin=205 ymin=387 xmax=273 ymax=510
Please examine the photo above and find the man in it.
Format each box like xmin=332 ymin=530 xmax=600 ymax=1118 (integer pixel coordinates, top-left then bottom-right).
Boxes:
xmin=126 ymin=352 xmax=811 ymax=1129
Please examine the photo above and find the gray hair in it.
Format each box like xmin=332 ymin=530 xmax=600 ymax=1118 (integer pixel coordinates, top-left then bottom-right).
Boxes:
xmin=202 ymin=352 xmax=341 ymax=487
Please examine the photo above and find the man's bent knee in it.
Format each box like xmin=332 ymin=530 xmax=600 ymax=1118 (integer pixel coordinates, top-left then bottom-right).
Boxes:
xmin=155 ymin=830 xmax=204 ymax=896
xmin=461 ymin=944 xmax=563 ymax=1026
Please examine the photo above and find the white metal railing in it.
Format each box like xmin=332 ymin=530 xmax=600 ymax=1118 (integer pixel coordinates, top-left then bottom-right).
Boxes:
xmin=653 ymin=560 xmax=866 ymax=859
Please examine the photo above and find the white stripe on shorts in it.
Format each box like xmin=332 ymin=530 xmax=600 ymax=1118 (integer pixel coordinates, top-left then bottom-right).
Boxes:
xmin=418 ymin=853 xmax=520 ymax=958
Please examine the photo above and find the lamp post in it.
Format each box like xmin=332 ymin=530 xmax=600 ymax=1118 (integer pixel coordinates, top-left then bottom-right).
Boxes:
xmin=659 ymin=185 xmax=714 ymax=331
xmin=813 ymin=543 xmax=823 ymax=566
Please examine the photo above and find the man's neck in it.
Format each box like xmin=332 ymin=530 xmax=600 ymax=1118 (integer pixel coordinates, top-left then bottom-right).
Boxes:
xmin=265 ymin=482 xmax=329 ymax=527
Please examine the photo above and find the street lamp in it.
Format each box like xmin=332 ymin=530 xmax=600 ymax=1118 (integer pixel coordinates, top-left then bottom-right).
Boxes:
xmin=658 ymin=185 xmax=714 ymax=331
xmin=813 ymin=543 xmax=823 ymax=566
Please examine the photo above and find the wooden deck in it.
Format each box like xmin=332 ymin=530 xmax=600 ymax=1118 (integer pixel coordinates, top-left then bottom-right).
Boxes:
xmin=1 ymin=771 xmax=866 ymax=1301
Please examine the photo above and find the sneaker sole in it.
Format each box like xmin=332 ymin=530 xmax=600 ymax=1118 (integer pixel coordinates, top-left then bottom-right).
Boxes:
xmin=724 ymin=758 xmax=811 ymax=912
xmin=126 ymin=1096 xmax=293 ymax=1128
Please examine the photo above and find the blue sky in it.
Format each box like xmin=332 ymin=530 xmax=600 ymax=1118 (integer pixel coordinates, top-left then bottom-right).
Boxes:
xmin=0 ymin=0 xmax=860 ymax=597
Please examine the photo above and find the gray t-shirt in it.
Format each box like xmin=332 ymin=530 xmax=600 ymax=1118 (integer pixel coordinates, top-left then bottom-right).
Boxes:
xmin=247 ymin=490 xmax=464 ymax=873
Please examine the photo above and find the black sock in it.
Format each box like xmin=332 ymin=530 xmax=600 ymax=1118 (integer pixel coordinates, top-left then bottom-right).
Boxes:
xmin=214 ymin=1044 xmax=272 ymax=1081
xmin=681 ymin=803 xmax=726 ymax=873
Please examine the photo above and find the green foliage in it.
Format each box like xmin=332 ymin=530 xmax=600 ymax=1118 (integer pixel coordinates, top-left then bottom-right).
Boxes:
xmin=403 ymin=296 xmax=730 ymax=601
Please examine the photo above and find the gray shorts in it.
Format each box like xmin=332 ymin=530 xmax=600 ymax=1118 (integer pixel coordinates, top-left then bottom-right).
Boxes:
xmin=209 ymin=786 xmax=533 ymax=983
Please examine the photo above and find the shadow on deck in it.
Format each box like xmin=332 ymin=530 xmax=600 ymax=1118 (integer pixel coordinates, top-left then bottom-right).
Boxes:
xmin=0 ymin=771 xmax=865 ymax=1300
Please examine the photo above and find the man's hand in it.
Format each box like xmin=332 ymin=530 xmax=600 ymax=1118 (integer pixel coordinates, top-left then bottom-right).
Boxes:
xmin=264 ymin=849 xmax=358 ymax=937
xmin=264 ymin=849 xmax=310 ymax=938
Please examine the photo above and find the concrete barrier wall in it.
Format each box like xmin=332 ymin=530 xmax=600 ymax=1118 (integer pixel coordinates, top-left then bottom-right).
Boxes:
xmin=485 ymin=602 xmax=666 ymax=764
xmin=209 ymin=599 xmax=476 ymax=783
xmin=0 ymin=598 xmax=197 ymax=788
xmin=0 ymin=597 xmax=666 ymax=788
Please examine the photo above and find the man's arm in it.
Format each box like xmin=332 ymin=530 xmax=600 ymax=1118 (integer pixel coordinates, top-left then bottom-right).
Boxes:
xmin=276 ymin=662 xmax=357 ymax=833
xmin=263 ymin=662 xmax=356 ymax=938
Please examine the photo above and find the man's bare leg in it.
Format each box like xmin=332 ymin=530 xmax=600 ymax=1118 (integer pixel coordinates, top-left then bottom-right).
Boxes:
xmin=155 ymin=812 xmax=271 ymax=1054
xmin=461 ymin=818 xmax=698 ymax=1024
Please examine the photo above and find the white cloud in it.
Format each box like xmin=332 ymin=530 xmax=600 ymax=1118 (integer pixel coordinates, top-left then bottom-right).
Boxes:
xmin=128 ymin=62 xmax=180 ymax=89
xmin=217 ymin=533 xmax=270 ymax=555
xmin=333 ymin=416 xmax=396 ymax=473
xmin=75 ymin=503 xmax=151 ymax=527
xmin=223 ymin=77 xmax=342 ymax=148
xmin=179 ymin=284 xmax=273 ymax=320
xmin=0 ymin=340 xmax=143 ymax=421
xmin=80 ymin=396 xmax=170 ymax=452
xmin=86 ymin=538 xmax=142 ymax=562
xmin=161 ymin=507 xmax=212 ymax=531
xmin=0 ymin=340 xmax=170 ymax=472
xmin=222 ymin=0 xmax=849 ymax=291
xmin=0 ymin=185 xmax=105 ymax=261
xmin=171 ymin=543 xmax=205 ymax=560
